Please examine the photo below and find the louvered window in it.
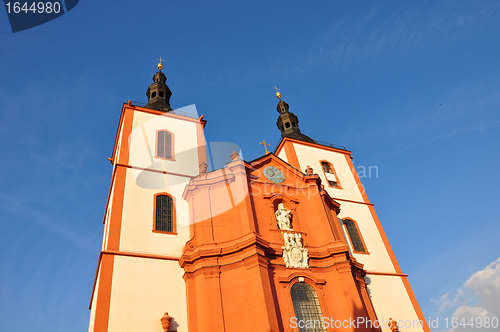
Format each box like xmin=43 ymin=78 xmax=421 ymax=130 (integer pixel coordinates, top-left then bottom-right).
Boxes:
xmin=157 ymin=130 xmax=173 ymax=159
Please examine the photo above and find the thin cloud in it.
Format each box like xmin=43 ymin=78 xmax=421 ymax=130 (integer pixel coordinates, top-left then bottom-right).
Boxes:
xmin=302 ymin=2 xmax=500 ymax=73
xmin=358 ymin=76 xmax=500 ymax=153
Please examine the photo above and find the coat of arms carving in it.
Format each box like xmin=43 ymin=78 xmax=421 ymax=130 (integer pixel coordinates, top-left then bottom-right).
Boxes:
xmin=282 ymin=232 xmax=309 ymax=269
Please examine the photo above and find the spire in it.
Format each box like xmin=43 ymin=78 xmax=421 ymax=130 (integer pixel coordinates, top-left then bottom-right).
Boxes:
xmin=274 ymin=89 xmax=314 ymax=143
xmin=145 ymin=58 xmax=172 ymax=112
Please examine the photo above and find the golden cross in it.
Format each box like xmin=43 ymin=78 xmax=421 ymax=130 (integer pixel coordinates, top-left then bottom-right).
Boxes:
xmin=156 ymin=57 xmax=165 ymax=64
xmin=259 ymin=140 xmax=270 ymax=153
xmin=273 ymin=86 xmax=282 ymax=100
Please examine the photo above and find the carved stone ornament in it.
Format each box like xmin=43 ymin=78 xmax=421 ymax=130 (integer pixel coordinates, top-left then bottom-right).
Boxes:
xmin=199 ymin=162 xmax=208 ymax=174
xmin=305 ymin=165 xmax=314 ymax=175
xmin=388 ymin=318 xmax=399 ymax=332
xmin=160 ymin=312 xmax=172 ymax=331
xmin=230 ymin=150 xmax=240 ymax=161
xmin=275 ymin=203 xmax=292 ymax=230
xmin=282 ymin=233 xmax=309 ymax=269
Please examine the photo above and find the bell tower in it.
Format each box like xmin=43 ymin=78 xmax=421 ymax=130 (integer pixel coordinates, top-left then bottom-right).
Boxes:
xmin=274 ymin=88 xmax=314 ymax=143
xmin=88 ymin=60 xmax=206 ymax=332
xmin=274 ymin=90 xmax=431 ymax=332
xmin=146 ymin=59 xmax=173 ymax=111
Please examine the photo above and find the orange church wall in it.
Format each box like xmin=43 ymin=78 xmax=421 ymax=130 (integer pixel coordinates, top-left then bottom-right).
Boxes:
xmin=181 ymin=155 xmax=381 ymax=331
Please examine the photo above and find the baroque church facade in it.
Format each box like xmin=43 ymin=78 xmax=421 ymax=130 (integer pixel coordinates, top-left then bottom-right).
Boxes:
xmin=87 ymin=63 xmax=430 ymax=332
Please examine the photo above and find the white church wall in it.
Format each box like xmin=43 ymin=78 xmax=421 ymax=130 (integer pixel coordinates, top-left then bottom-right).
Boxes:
xmin=107 ymin=256 xmax=188 ymax=332
xmin=292 ymin=143 xmax=366 ymax=203
xmin=129 ymin=111 xmax=200 ymax=177
xmin=367 ymin=274 xmax=424 ymax=332
xmin=336 ymin=201 xmax=395 ymax=273
xmin=118 ymin=168 xmax=190 ymax=256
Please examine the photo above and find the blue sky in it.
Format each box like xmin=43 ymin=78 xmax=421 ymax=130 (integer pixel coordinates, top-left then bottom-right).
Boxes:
xmin=1 ymin=1 xmax=499 ymax=331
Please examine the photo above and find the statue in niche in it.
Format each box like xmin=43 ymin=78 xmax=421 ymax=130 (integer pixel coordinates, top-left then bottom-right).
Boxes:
xmin=275 ymin=203 xmax=292 ymax=230
xmin=282 ymin=232 xmax=309 ymax=269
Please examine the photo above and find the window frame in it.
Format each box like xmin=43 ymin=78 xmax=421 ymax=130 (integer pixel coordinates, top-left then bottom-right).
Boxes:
xmin=155 ymin=129 xmax=175 ymax=161
xmin=342 ymin=217 xmax=369 ymax=254
xmin=319 ymin=160 xmax=342 ymax=189
xmin=152 ymin=192 xmax=177 ymax=235
xmin=290 ymin=281 xmax=328 ymax=332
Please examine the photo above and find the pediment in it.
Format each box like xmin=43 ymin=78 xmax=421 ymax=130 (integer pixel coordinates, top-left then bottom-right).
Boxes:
xmin=246 ymin=153 xmax=308 ymax=186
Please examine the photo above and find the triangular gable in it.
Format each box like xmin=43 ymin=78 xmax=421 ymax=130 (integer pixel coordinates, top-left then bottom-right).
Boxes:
xmin=246 ymin=153 xmax=307 ymax=186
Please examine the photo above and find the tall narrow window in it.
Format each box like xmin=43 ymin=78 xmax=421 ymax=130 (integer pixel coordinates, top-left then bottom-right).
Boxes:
xmin=343 ymin=218 xmax=367 ymax=253
xmin=156 ymin=130 xmax=173 ymax=160
xmin=320 ymin=160 xmax=342 ymax=189
xmin=291 ymin=283 xmax=327 ymax=332
xmin=155 ymin=194 xmax=175 ymax=233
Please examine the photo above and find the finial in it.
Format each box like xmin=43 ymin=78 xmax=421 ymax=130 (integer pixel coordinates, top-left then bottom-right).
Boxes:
xmin=273 ymin=86 xmax=281 ymax=101
xmin=199 ymin=162 xmax=208 ymax=174
xmin=259 ymin=140 xmax=271 ymax=154
xmin=388 ymin=318 xmax=399 ymax=332
xmin=160 ymin=312 xmax=172 ymax=332
xmin=230 ymin=151 xmax=240 ymax=161
xmin=156 ymin=57 xmax=165 ymax=71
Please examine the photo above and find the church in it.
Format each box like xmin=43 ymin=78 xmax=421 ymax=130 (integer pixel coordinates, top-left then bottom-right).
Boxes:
xmin=87 ymin=62 xmax=431 ymax=332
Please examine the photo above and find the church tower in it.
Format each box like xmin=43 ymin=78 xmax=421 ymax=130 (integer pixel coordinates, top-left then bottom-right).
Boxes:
xmin=89 ymin=67 xmax=430 ymax=332
xmin=88 ymin=62 xmax=206 ymax=332
xmin=273 ymin=91 xmax=431 ymax=332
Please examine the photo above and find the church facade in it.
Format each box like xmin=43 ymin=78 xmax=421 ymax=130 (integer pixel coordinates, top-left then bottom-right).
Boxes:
xmin=88 ymin=64 xmax=430 ymax=332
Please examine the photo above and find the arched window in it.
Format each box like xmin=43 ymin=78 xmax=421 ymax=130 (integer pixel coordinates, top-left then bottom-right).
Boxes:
xmin=156 ymin=130 xmax=174 ymax=160
xmin=291 ymin=283 xmax=327 ymax=332
xmin=343 ymin=218 xmax=368 ymax=253
xmin=320 ymin=160 xmax=342 ymax=189
xmin=154 ymin=194 xmax=175 ymax=233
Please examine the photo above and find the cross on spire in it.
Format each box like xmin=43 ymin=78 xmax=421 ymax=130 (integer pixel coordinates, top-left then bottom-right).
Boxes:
xmin=156 ymin=57 xmax=165 ymax=71
xmin=259 ymin=140 xmax=271 ymax=154
xmin=273 ymin=86 xmax=282 ymax=100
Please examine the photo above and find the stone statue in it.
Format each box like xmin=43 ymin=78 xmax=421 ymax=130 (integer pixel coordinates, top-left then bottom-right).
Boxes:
xmin=282 ymin=232 xmax=309 ymax=269
xmin=305 ymin=165 xmax=314 ymax=175
xmin=275 ymin=203 xmax=292 ymax=230
xmin=160 ymin=312 xmax=172 ymax=331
